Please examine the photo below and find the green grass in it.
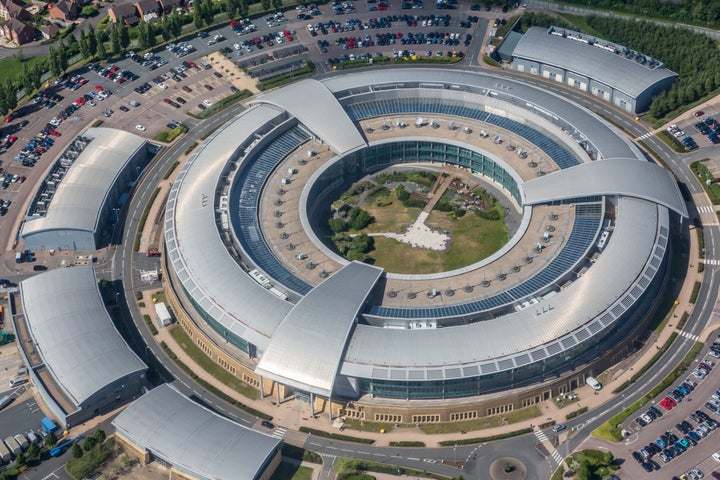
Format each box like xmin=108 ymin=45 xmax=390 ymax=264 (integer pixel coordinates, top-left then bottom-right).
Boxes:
xmin=65 ymin=438 xmax=115 ymax=480
xmin=270 ymin=463 xmax=314 ymax=480
xmin=159 ymin=340 xmax=271 ymax=419
xmin=299 ymin=427 xmax=374 ymax=444
xmin=677 ymin=311 xmax=689 ymax=330
xmin=438 ymin=427 xmax=534 ymax=446
xmin=155 ymin=124 xmax=189 ymax=143
xmin=334 ymin=458 xmax=452 ymax=480
xmin=187 ymin=89 xmax=252 ymax=119
xmin=594 ymin=339 xmax=702 ymax=441
xmin=690 ymin=281 xmax=701 ymax=304
xmin=168 ymin=326 xmax=259 ymax=400
xmin=356 ymin=191 xmax=508 ymax=274
xmin=91 ymin=119 xmax=104 ymax=128
xmin=133 ymin=187 xmax=160 ymax=251
xmin=163 ymin=161 xmax=180 ymax=180
xmin=257 ymin=62 xmax=316 ymax=90
xmin=0 ymin=56 xmax=47 ymax=85
xmin=690 ymin=160 xmax=720 ymax=204
xmin=420 ymin=405 xmax=540 ymax=434
xmin=342 ymin=419 xmax=395 ymax=433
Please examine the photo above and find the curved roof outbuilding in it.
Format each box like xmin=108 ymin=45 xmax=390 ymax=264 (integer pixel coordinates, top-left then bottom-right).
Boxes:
xmin=113 ymin=384 xmax=281 ymax=480
xmin=20 ymin=266 xmax=147 ymax=408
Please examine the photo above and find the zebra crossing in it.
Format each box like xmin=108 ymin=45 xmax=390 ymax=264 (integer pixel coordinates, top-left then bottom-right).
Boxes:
xmin=534 ymin=430 xmax=564 ymax=465
xmin=705 ymin=259 xmax=720 ymax=265
xmin=636 ymin=131 xmax=655 ymax=141
xmin=698 ymin=205 xmax=715 ymax=213
xmin=679 ymin=331 xmax=699 ymax=341
xmin=271 ymin=426 xmax=287 ymax=439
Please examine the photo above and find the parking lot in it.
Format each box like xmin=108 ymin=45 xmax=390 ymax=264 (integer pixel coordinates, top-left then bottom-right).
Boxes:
xmin=620 ymin=336 xmax=720 ymax=479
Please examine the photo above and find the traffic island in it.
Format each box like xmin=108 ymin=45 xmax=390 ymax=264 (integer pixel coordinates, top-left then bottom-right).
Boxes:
xmin=489 ymin=457 xmax=526 ymax=480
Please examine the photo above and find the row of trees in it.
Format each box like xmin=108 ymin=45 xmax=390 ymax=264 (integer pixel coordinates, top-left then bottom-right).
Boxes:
xmin=551 ymin=0 xmax=720 ymax=30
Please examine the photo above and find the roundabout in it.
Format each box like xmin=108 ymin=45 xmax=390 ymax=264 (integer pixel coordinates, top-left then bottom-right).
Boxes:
xmin=162 ymin=67 xmax=687 ymax=421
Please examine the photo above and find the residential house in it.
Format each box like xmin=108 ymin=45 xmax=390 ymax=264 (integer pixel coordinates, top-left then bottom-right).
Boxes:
xmin=49 ymin=0 xmax=78 ymax=22
xmin=134 ymin=0 xmax=158 ymax=22
xmin=108 ymin=1 xmax=138 ymax=25
xmin=157 ymin=0 xmax=181 ymax=15
xmin=40 ymin=23 xmax=61 ymax=39
xmin=0 ymin=18 xmax=36 ymax=44
xmin=0 ymin=0 xmax=32 ymax=22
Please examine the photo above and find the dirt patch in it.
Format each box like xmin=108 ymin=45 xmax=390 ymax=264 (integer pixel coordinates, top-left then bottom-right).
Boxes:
xmin=95 ymin=451 xmax=169 ymax=480
xmin=204 ymin=53 xmax=259 ymax=94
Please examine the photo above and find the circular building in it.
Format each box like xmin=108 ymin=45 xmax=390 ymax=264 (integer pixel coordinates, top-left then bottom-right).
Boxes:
xmin=163 ymin=69 xmax=686 ymax=421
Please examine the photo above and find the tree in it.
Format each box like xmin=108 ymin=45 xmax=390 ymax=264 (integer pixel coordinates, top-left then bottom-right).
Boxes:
xmin=395 ymin=184 xmax=410 ymax=201
xmin=15 ymin=452 xmax=26 ymax=467
xmin=26 ymin=442 xmax=40 ymax=461
xmin=83 ymin=436 xmax=98 ymax=452
xmin=71 ymin=442 xmax=83 ymax=458
xmin=328 ymin=217 xmax=347 ymax=233
xmin=20 ymin=64 xmax=33 ymax=95
xmin=272 ymin=0 xmax=282 ymax=10
xmin=351 ymin=233 xmax=374 ymax=253
xmin=78 ymin=29 xmax=91 ymax=58
xmin=47 ymin=46 xmax=61 ymax=77
xmin=86 ymin=25 xmax=97 ymax=57
xmin=45 ymin=431 xmax=58 ymax=448
xmin=110 ymin=24 xmax=122 ymax=54
xmin=58 ymin=39 xmax=69 ymax=72
xmin=95 ymin=30 xmax=107 ymax=59
xmin=81 ymin=4 xmax=99 ymax=16
xmin=29 ymin=63 xmax=42 ymax=91
xmin=160 ymin=16 xmax=172 ymax=41
xmin=261 ymin=0 xmax=271 ymax=10
xmin=93 ymin=429 xmax=106 ymax=443
xmin=119 ymin=20 xmax=130 ymax=49
xmin=347 ymin=208 xmax=372 ymax=231
xmin=193 ymin=3 xmax=204 ymax=28
xmin=167 ymin=14 xmax=181 ymax=38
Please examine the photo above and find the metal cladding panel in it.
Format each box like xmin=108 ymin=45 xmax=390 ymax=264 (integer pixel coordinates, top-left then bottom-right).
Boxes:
xmin=512 ymin=27 xmax=678 ymax=99
xmin=256 ymin=262 xmax=383 ymax=396
xmin=168 ymin=105 xmax=293 ymax=349
xmin=21 ymin=267 xmax=147 ymax=406
xmin=21 ymin=128 xmax=146 ymax=240
xmin=112 ymin=384 xmax=280 ymax=480
xmin=522 ymin=158 xmax=688 ymax=217
xmin=341 ymin=198 xmax=662 ymax=379
xmin=250 ymin=79 xmax=367 ymax=154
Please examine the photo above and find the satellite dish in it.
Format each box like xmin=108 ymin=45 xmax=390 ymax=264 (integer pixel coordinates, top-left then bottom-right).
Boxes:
xmin=415 ymin=116 xmax=424 ymax=126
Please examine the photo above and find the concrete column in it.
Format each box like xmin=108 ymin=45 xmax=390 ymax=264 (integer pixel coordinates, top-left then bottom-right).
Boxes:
xmin=310 ymin=392 xmax=315 ymax=417
xmin=259 ymin=376 xmax=265 ymax=398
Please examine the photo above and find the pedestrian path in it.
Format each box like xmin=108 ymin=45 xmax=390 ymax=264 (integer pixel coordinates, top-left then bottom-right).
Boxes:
xmin=534 ymin=430 xmax=549 ymax=442
xmin=271 ymin=426 xmax=288 ymax=439
xmin=697 ymin=205 xmax=715 ymax=213
xmin=635 ymin=131 xmax=656 ymax=141
xmin=678 ymin=330 xmax=700 ymax=341
xmin=534 ymin=429 xmax=564 ymax=465
xmin=704 ymin=259 xmax=720 ymax=265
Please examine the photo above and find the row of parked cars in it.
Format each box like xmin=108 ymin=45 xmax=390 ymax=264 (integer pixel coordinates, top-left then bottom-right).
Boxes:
xmin=14 ymin=121 xmax=60 ymax=168
xmin=694 ymin=116 xmax=720 ymax=145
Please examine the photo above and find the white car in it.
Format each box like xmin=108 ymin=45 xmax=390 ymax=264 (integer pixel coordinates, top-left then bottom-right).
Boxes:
xmin=712 ymin=452 xmax=720 ymax=462
xmin=157 ymin=83 xmax=168 ymax=90
xmin=234 ymin=43 xmax=241 ymax=50
xmin=203 ymin=99 xmax=213 ymax=107
xmin=135 ymin=125 xmax=146 ymax=131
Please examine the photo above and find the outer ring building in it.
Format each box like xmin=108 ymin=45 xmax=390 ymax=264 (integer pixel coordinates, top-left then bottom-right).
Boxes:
xmin=163 ymin=68 xmax=686 ymax=421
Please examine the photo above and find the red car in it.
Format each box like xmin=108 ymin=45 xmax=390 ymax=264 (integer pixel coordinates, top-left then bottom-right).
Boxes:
xmin=77 ymin=77 xmax=88 ymax=85
xmin=95 ymin=85 xmax=104 ymax=91
xmin=7 ymin=135 xmax=18 ymax=145
xmin=48 ymin=129 xmax=61 ymax=137
xmin=660 ymin=396 xmax=676 ymax=410
xmin=182 ymin=85 xmax=192 ymax=92
xmin=75 ymin=97 xmax=86 ymax=106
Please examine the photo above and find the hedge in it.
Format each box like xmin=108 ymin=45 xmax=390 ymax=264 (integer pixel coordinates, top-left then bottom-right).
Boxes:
xmin=439 ymin=427 xmax=533 ymax=446
xmin=389 ymin=441 xmax=426 ymax=447
xmin=143 ymin=314 xmax=159 ymax=336
xmin=133 ymin=186 xmax=160 ymax=251
xmin=163 ymin=161 xmax=180 ymax=180
xmin=184 ymin=141 xmax=198 ymax=155
xmin=689 ymin=281 xmax=701 ymax=304
xmin=155 ymin=124 xmax=189 ymax=143
xmin=187 ymin=89 xmax=252 ymax=119
xmin=298 ymin=427 xmax=374 ymax=444
xmin=613 ymin=332 xmax=678 ymax=394
xmin=566 ymin=406 xmax=588 ymax=420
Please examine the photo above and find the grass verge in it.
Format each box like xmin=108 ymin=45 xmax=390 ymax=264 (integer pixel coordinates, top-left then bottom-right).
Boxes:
xmin=65 ymin=438 xmax=115 ymax=480
xmin=438 ymin=427 xmax=534 ymax=446
xmin=271 ymin=463 xmax=314 ymax=480
xmin=612 ymin=332 xmax=678 ymax=394
xmin=281 ymin=444 xmax=322 ymax=464
xmin=690 ymin=281 xmax=701 ymax=304
xmin=257 ymin=62 xmax=316 ymax=91
xmin=335 ymin=458 xmax=454 ymax=480
xmin=160 ymin=340 xmax=270 ymax=419
xmin=299 ymin=427 xmax=374 ymax=444
xmin=421 ymin=405 xmax=540 ymax=434
xmin=187 ymin=89 xmax=251 ymax=119
xmin=168 ymin=326 xmax=259 ymax=400
xmin=594 ymin=339 xmax=702 ymax=441
xmin=133 ymin=186 xmax=160 ymax=251
xmin=690 ymin=160 xmax=720 ymax=204
xmin=155 ymin=124 xmax=189 ymax=143
xmin=162 ymin=161 xmax=179 ymax=180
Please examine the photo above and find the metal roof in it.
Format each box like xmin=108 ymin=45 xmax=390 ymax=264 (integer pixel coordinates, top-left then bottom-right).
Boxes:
xmin=321 ymin=68 xmax=643 ymax=160
xmin=20 ymin=267 xmax=147 ymax=407
xmin=250 ymin=79 xmax=367 ymax=154
xmin=21 ymin=128 xmax=146 ymax=239
xmin=256 ymin=262 xmax=383 ymax=396
xmin=341 ymin=197 xmax=666 ymax=379
xmin=112 ymin=384 xmax=280 ymax=480
xmin=523 ymin=158 xmax=688 ymax=217
xmin=165 ymin=105 xmax=293 ymax=352
xmin=511 ymin=27 xmax=678 ymax=99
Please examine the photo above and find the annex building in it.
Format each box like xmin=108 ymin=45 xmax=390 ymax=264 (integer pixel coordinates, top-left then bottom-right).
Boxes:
xmin=510 ymin=26 xmax=678 ymax=114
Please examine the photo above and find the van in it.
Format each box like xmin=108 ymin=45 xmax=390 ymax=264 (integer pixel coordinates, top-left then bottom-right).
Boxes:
xmin=16 ymin=366 xmax=27 ymax=375
xmin=586 ymin=376 xmax=602 ymax=391
xmin=9 ymin=378 xmax=27 ymax=388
